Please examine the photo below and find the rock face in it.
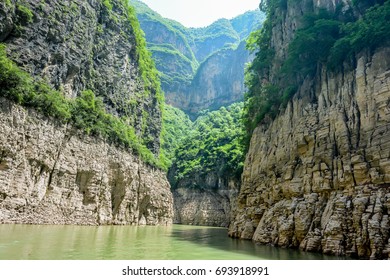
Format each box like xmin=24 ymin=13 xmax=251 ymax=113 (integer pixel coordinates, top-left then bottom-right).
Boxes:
xmin=172 ymin=177 xmax=240 ymax=227
xmin=229 ymin=0 xmax=390 ymax=259
xmin=1 ymin=0 xmax=162 ymax=154
xmin=184 ymin=41 xmax=250 ymax=117
xmin=229 ymin=43 xmax=390 ymax=258
xmin=0 ymin=0 xmax=173 ymax=225
xmin=0 ymin=99 xmax=173 ymax=225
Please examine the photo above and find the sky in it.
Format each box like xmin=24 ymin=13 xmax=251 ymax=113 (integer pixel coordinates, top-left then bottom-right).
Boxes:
xmin=138 ymin=0 xmax=261 ymax=28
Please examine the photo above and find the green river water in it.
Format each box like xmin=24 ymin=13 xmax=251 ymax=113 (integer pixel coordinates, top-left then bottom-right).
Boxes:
xmin=0 ymin=224 xmax=346 ymax=260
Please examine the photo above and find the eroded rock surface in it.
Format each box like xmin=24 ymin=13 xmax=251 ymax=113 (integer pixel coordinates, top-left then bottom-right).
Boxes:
xmin=0 ymin=99 xmax=173 ymax=225
xmin=229 ymin=47 xmax=390 ymax=259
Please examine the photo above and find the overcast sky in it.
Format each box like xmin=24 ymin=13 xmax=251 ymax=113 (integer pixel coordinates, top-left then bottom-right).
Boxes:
xmin=138 ymin=0 xmax=261 ymax=28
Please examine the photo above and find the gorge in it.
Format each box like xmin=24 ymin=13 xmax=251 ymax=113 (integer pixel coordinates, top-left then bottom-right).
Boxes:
xmin=0 ymin=0 xmax=390 ymax=260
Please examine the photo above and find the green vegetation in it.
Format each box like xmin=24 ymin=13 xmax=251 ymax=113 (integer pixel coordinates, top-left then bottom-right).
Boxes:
xmin=328 ymin=1 xmax=390 ymax=69
xmin=244 ymin=0 xmax=390 ymax=143
xmin=191 ymin=19 xmax=240 ymax=61
xmin=129 ymin=0 xmax=199 ymax=95
xmin=170 ymin=103 xmax=245 ymax=186
xmin=97 ymin=0 xmax=164 ymax=108
xmin=160 ymin=105 xmax=193 ymax=168
xmin=0 ymin=43 xmax=161 ymax=168
xmin=283 ymin=11 xmax=342 ymax=77
xmin=102 ymin=0 xmax=113 ymax=11
xmin=2 ymin=0 xmax=12 ymax=7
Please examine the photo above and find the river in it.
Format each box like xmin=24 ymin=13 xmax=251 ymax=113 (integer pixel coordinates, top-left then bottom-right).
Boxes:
xmin=0 ymin=224 xmax=347 ymax=260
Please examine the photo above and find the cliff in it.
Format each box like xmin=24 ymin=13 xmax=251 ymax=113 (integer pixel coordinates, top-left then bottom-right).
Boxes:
xmin=183 ymin=41 xmax=250 ymax=117
xmin=0 ymin=98 xmax=172 ymax=225
xmin=172 ymin=180 xmax=239 ymax=227
xmin=229 ymin=0 xmax=390 ymax=259
xmin=1 ymin=0 xmax=162 ymax=154
xmin=0 ymin=0 xmax=173 ymax=225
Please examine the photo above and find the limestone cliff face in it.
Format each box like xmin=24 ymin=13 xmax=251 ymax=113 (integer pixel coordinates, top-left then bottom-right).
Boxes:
xmin=0 ymin=0 xmax=161 ymax=154
xmin=169 ymin=35 xmax=256 ymax=119
xmin=229 ymin=1 xmax=390 ymax=259
xmin=184 ymin=42 xmax=249 ymax=117
xmin=0 ymin=99 xmax=173 ymax=225
xmin=0 ymin=0 xmax=173 ymax=225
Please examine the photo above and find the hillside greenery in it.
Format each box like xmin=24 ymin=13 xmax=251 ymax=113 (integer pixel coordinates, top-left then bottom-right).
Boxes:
xmin=160 ymin=105 xmax=193 ymax=168
xmin=170 ymin=102 xmax=245 ymax=185
xmin=244 ymin=0 xmax=390 ymax=144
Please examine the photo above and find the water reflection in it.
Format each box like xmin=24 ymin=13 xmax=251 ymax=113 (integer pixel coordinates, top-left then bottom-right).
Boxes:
xmin=0 ymin=224 xmax=349 ymax=260
xmin=170 ymin=226 xmax=348 ymax=260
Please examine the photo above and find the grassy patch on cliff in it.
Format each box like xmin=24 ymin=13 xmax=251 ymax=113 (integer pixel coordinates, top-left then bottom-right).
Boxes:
xmin=0 ymin=43 xmax=162 ymax=169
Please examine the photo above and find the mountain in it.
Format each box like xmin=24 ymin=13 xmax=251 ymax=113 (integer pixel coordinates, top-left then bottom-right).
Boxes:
xmin=130 ymin=0 xmax=265 ymax=117
xmin=229 ymin=0 xmax=390 ymax=259
xmin=0 ymin=0 xmax=172 ymax=225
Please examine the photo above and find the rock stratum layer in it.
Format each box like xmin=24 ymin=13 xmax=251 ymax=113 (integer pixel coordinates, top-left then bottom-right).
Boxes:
xmin=0 ymin=99 xmax=173 ymax=225
xmin=229 ymin=0 xmax=390 ymax=259
xmin=229 ymin=47 xmax=390 ymax=259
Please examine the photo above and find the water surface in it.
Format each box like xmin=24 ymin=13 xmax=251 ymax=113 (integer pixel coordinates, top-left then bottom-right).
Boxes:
xmin=0 ymin=224 xmax=346 ymax=260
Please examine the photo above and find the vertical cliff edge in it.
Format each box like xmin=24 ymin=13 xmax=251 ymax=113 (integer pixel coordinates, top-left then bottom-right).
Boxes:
xmin=0 ymin=0 xmax=173 ymax=225
xmin=229 ymin=0 xmax=390 ymax=259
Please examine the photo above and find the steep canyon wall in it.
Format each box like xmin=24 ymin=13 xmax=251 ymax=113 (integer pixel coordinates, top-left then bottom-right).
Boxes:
xmin=229 ymin=0 xmax=390 ymax=259
xmin=230 ymin=48 xmax=390 ymax=259
xmin=0 ymin=0 xmax=173 ymax=225
xmin=173 ymin=178 xmax=240 ymax=227
xmin=0 ymin=99 xmax=173 ymax=225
